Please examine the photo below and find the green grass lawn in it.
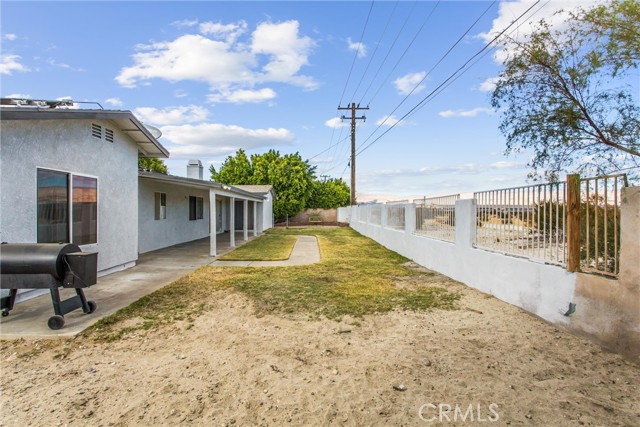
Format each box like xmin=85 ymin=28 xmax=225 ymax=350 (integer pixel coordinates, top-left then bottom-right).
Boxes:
xmin=86 ymin=227 xmax=461 ymax=341
xmin=218 ymin=234 xmax=297 ymax=261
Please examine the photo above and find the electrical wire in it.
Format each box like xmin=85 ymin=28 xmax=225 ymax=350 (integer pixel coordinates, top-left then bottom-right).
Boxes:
xmin=357 ymin=0 xmax=544 ymax=157
xmin=348 ymin=0 xmax=400 ymax=103
xmin=365 ymin=0 xmax=440 ymax=106
xmin=358 ymin=0 xmax=497 ymax=151
xmin=338 ymin=0 xmax=376 ymax=108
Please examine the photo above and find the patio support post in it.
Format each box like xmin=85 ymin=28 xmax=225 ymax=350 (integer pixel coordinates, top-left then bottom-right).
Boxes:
xmin=230 ymin=197 xmax=236 ymax=248
xmin=209 ymin=189 xmax=217 ymax=257
xmin=209 ymin=188 xmax=218 ymax=256
xmin=253 ymin=201 xmax=258 ymax=236
xmin=243 ymin=199 xmax=249 ymax=241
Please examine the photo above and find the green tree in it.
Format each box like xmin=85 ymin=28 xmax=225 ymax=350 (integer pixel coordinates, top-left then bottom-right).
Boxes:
xmin=307 ymin=178 xmax=351 ymax=209
xmin=491 ymin=0 xmax=640 ymax=180
xmin=138 ymin=157 xmax=168 ymax=174
xmin=209 ymin=149 xmax=253 ymax=184
xmin=210 ymin=149 xmax=316 ymax=221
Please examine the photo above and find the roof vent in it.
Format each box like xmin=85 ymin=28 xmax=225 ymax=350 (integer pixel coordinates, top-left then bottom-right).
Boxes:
xmin=91 ymin=123 xmax=102 ymax=139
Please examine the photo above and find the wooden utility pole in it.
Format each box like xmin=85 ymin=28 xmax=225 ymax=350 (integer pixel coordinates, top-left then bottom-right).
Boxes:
xmin=338 ymin=103 xmax=368 ymax=205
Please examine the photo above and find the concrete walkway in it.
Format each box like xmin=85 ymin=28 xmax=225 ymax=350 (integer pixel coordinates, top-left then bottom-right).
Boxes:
xmin=0 ymin=234 xmax=320 ymax=339
xmin=211 ymin=235 xmax=320 ymax=267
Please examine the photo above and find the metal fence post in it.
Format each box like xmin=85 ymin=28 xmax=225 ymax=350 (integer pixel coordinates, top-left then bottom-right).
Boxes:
xmin=566 ymin=174 xmax=581 ymax=272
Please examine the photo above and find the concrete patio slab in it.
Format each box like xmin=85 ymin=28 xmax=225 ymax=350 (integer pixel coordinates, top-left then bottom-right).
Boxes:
xmin=0 ymin=233 xmax=320 ymax=339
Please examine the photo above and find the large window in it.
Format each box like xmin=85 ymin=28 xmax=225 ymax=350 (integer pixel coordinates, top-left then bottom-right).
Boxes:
xmin=189 ymin=196 xmax=203 ymax=220
xmin=37 ymin=169 xmax=97 ymax=244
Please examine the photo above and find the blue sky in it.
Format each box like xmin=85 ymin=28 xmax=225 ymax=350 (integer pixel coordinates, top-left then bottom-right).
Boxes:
xmin=1 ymin=0 xmax=609 ymax=201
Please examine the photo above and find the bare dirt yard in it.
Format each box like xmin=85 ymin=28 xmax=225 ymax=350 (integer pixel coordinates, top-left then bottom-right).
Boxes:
xmin=1 ymin=229 xmax=638 ymax=426
xmin=2 ymin=277 xmax=638 ymax=426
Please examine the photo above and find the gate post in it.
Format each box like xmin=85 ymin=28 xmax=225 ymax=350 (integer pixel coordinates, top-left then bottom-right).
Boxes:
xmin=566 ymin=174 xmax=581 ymax=272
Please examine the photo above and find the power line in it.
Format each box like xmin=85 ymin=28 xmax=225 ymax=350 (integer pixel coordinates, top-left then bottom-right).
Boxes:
xmin=356 ymin=0 xmax=543 ymax=157
xmin=358 ymin=0 xmax=497 ymax=151
xmin=357 ymin=0 xmax=419 ymax=105
xmin=348 ymin=0 xmax=400 ymax=103
xmin=338 ymin=0 xmax=376 ymax=108
xmin=366 ymin=1 xmax=441 ymax=106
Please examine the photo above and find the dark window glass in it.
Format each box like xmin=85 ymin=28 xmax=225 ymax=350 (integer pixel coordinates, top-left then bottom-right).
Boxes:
xmin=72 ymin=175 xmax=97 ymax=245
xmin=189 ymin=196 xmax=203 ymax=220
xmin=37 ymin=169 xmax=69 ymax=243
xmin=196 ymin=197 xmax=203 ymax=220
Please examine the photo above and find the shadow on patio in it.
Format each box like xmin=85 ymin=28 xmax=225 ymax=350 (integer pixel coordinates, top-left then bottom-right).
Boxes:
xmin=0 ymin=231 xmax=256 ymax=339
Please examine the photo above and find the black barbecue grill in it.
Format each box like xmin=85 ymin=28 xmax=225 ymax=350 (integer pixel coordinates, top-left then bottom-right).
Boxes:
xmin=0 ymin=243 xmax=98 ymax=330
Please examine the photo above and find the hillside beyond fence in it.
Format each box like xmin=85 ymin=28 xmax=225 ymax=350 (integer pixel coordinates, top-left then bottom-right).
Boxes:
xmin=338 ymin=175 xmax=639 ymax=361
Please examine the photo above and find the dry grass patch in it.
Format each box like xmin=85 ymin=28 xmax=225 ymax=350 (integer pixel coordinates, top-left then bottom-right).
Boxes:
xmin=218 ymin=234 xmax=297 ymax=261
xmin=85 ymin=227 xmax=460 ymax=341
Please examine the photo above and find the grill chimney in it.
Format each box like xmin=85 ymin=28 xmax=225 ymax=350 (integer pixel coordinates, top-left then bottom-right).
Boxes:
xmin=187 ymin=159 xmax=203 ymax=180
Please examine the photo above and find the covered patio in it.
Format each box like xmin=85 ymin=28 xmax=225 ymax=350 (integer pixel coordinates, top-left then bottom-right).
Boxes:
xmin=138 ymin=171 xmax=273 ymax=257
xmin=0 ymin=232 xmax=259 ymax=338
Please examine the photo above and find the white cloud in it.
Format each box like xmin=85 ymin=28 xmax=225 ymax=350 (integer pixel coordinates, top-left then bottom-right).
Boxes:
xmin=207 ymin=88 xmax=276 ymax=104
xmin=116 ymin=20 xmax=317 ymax=98
xmin=133 ymin=105 xmax=209 ymax=126
xmin=46 ymin=58 xmax=85 ymax=72
xmin=3 ymin=34 xmax=17 ymax=41
xmin=199 ymin=20 xmax=248 ymax=44
xmin=115 ymin=34 xmax=256 ymax=88
xmin=393 ymin=71 xmax=427 ymax=95
xmin=478 ymin=76 xmax=499 ymax=92
xmin=104 ymin=97 xmax=123 ymax=107
xmin=161 ymin=123 xmax=295 ymax=158
xmin=251 ymin=20 xmax=317 ymax=89
xmin=0 ymin=54 xmax=29 ymax=75
xmin=375 ymin=115 xmax=404 ymax=127
xmin=325 ymin=117 xmax=347 ymax=129
xmin=438 ymin=107 xmax=494 ymax=118
xmin=171 ymin=19 xmax=199 ymax=28
xmin=347 ymin=37 xmax=366 ymax=58
xmin=55 ymin=96 xmax=79 ymax=109
xmin=5 ymin=93 xmax=31 ymax=99
xmin=479 ymin=0 xmax=603 ymax=64
xmin=174 ymin=89 xmax=188 ymax=98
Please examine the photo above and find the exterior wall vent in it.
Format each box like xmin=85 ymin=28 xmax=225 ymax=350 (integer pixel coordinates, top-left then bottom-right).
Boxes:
xmin=105 ymin=128 xmax=114 ymax=143
xmin=91 ymin=123 xmax=102 ymax=139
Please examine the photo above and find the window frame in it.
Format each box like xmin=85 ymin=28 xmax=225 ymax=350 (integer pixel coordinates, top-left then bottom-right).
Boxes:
xmin=189 ymin=196 xmax=204 ymax=221
xmin=36 ymin=167 xmax=98 ymax=246
xmin=155 ymin=192 xmax=167 ymax=220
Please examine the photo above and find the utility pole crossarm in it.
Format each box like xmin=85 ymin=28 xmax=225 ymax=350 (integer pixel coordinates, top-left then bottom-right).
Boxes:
xmin=338 ymin=102 xmax=369 ymax=205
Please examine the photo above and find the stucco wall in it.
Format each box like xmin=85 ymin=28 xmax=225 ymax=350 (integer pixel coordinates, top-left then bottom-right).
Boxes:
xmin=262 ymin=192 xmax=274 ymax=230
xmin=0 ymin=119 xmax=139 ymax=274
xmin=347 ymin=194 xmax=640 ymax=361
xmin=570 ymin=187 xmax=640 ymax=360
xmin=138 ymin=179 xmax=211 ymax=253
xmin=287 ymin=208 xmax=338 ymax=224
xmin=349 ymin=201 xmax=577 ymax=326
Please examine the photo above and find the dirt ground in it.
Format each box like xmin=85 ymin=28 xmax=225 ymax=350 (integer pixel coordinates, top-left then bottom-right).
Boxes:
xmin=1 ymin=265 xmax=638 ymax=427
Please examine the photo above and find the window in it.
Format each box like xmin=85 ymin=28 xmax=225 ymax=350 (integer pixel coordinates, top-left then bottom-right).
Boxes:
xmin=37 ymin=169 xmax=97 ymax=245
xmin=155 ymin=192 xmax=166 ymax=220
xmin=189 ymin=196 xmax=203 ymax=220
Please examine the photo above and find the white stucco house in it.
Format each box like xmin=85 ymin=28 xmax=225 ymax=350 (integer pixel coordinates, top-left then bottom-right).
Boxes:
xmin=0 ymin=101 xmax=274 ymax=300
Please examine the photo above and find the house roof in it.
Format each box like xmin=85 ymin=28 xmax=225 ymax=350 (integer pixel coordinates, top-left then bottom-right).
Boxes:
xmin=0 ymin=106 xmax=169 ymax=158
xmin=234 ymin=185 xmax=275 ymax=196
xmin=138 ymin=171 xmax=266 ymax=201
